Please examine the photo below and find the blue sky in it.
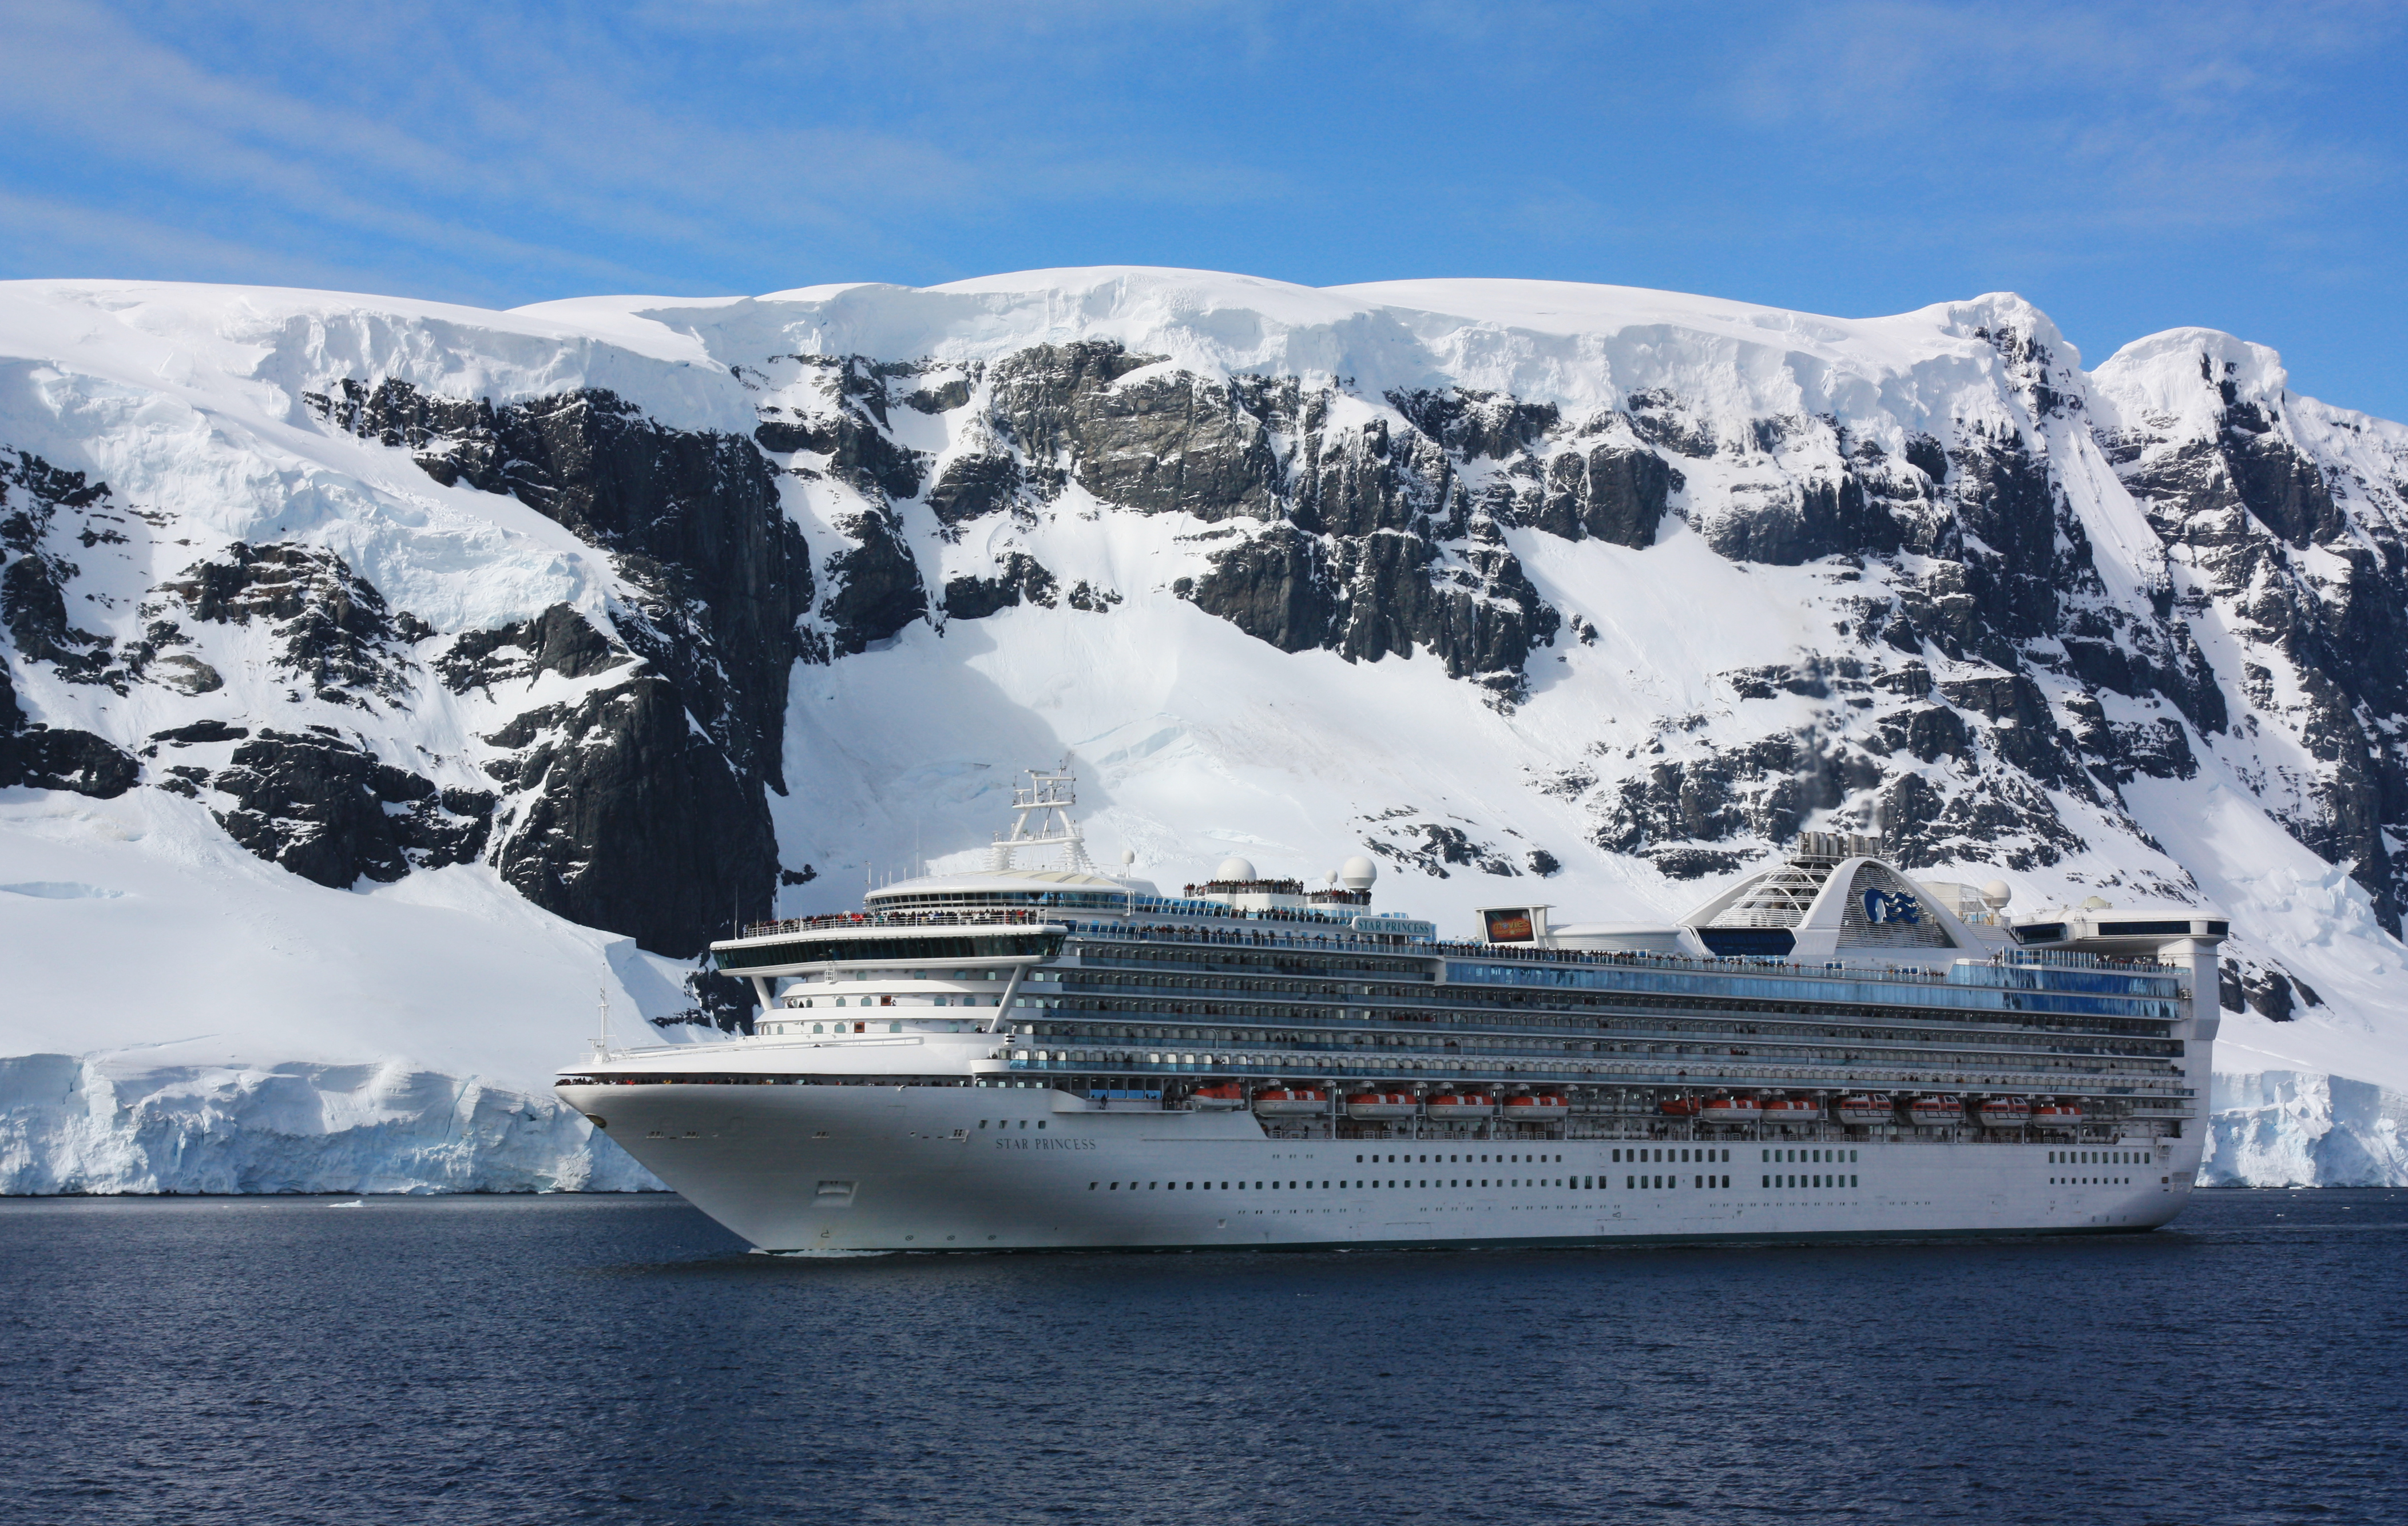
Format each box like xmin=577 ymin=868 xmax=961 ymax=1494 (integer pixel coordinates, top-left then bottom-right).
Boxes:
xmin=4 ymin=0 xmax=2404 ymax=417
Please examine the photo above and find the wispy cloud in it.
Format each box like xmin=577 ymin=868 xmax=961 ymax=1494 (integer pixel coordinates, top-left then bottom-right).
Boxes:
xmin=1721 ymin=0 xmax=2403 ymax=233
xmin=0 ymin=0 xmax=1307 ymax=301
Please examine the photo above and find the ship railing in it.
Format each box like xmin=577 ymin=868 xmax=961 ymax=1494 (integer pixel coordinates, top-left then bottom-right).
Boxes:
xmin=739 ymin=909 xmax=1057 ymax=937
xmin=997 ymin=1051 xmax=2190 ymax=1098
xmin=1060 ymin=923 xmax=2183 ymax=984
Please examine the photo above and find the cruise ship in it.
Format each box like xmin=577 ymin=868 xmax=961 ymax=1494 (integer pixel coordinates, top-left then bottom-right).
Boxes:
xmin=556 ymin=766 xmax=2223 ymax=1253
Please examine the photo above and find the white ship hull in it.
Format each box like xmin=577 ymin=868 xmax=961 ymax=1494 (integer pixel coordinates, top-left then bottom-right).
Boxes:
xmin=563 ymin=777 xmax=2221 ymax=1257
xmin=561 ymin=1082 xmax=2196 ymax=1253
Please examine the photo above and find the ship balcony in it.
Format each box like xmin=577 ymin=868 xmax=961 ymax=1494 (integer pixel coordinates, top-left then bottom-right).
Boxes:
xmin=993 ymin=1048 xmax=2193 ymax=1103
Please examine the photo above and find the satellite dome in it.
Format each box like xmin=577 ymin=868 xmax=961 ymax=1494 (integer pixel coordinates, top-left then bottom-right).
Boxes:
xmin=1339 ymin=855 xmax=1378 ymax=890
xmin=1215 ymin=856 xmax=1257 ymax=882
xmin=1981 ymin=880 xmax=2012 ymax=910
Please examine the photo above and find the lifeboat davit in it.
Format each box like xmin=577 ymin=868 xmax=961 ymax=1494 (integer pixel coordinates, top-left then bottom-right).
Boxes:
xmin=1188 ymin=1082 xmax=1246 ymax=1111
xmin=1503 ymin=1094 xmax=1569 ymax=1125
xmin=1426 ymin=1092 xmax=1497 ymax=1120
xmin=1836 ymin=1094 xmax=1893 ymax=1126
xmin=1979 ymin=1097 xmax=2032 ymax=1129
xmin=1346 ymin=1090 xmax=1419 ymax=1120
xmin=1762 ymin=1097 xmax=1823 ymax=1126
xmin=1659 ymin=1096 xmax=1703 ymax=1118
xmin=1252 ymin=1087 xmax=1328 ymax=1116
xmin=1909 ymin=1095 xmax=1965 ymax=1126
xmin=1701 ymin=1095 xmax=1763 ymax=1124
xmin=2031 ymin=1103 xmax=2084 ymax=1130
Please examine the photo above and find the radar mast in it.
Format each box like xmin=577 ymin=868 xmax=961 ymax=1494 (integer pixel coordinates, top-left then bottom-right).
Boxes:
xmin=988 ymin=757 xmax=1096 ymax=873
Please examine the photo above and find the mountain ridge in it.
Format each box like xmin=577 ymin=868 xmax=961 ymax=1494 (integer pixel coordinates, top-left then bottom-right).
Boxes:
xmin=3 ymin=269 xmax=2404 ymax=1190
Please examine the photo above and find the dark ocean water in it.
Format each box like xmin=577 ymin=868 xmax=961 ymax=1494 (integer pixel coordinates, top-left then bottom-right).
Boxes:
xmin=2 ymin=1190 xmax=2402 ymax=1526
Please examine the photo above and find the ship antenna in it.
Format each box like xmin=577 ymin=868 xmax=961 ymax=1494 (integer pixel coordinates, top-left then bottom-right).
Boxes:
xmin=593 ymin=984 xmax=615 ymax=1062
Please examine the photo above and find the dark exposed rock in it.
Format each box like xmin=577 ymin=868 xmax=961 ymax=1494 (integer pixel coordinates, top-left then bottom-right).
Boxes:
xmin=438 ymin=605 xmax=627 ymax=693
xmin=900 ymin=377 xmax=973 ymax=414
xmin=926 ymin=452 xmax=1022 ymax=525
xmin=1625 ymin=390 xmax=1717 ymax=459
xmin=822 ymin=511 xmax=927 ymax=654
xmin=1883 ymin=705 xmax=1973 ymax=764
xmin=311 ymin=378 xmax=811 ymax=788
xmin=1 ymin=450 xmax=117 ymax=682
xmin=942 ymin=553 xmax=1057 ymax=621
xmin=483 ymin=676 xmax=775 ymax=956
xmin=1526 ymin=848 xmax=1561 ymax=877
xmin=310 ymin=379 xmax=810 ymax=947
xmin=2243 ymin=965 xmax=2296 ymax=1022
xmin=1590 ymin=732 xmax=1874 ymax=869
xmin=152 ymin=720 xmax=248 ymax=745
xmin=1874 ymin=768 xmax=2086 ymax=871
xmin=1359 ymin=813 xmax=1520 ymax=878
xmin=1187 ymin=524 xmax=1333 ymax=653
xmin=1651 ymin=847 xmax=1750 ymax=880
xmin=0 ymin=722 xmax=139 ymax=798
xmin=1389 ymin=388 xmax=1560 ymax=460
xmin=1938 ymin=673 xmax=2087 ymax=792
xmin=1292 ymin=418 xmax=1449 ymax=539
xmin=1905 ymin=434 xmax=1949 ymax=483
xmin=207 ymin=730 xmax=490 ymax=887
xmin=1536 ymin=443 xmax=1676 ymax=549
xmin=991 ymin=341 xmax=1283 ymax=520
xmin=2100 ymin=352 xmax=2408 ymax=928
xmin=755 ymin=408 xmax=926 ymax=499
xmin=157 ymin=542 xmax=419 ymax=705
xmin=1725 ymin=663 xmax=1834 ymax=701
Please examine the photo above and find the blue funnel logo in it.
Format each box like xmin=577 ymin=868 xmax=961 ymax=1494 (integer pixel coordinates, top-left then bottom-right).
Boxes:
xmin=1863 ymin=887 xmax=1922 ymax=926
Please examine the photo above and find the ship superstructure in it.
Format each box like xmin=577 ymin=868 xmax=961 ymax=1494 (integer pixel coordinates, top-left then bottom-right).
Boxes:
xmin=556 ymin=776 xmax=2222 ymax=1253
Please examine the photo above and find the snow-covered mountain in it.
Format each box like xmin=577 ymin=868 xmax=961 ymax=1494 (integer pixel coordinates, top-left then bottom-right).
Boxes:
xmin=3 ymin=268 xmax=2403 ymax=1192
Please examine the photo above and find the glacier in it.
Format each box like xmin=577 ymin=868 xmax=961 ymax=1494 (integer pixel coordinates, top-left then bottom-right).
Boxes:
xmin=3 ymin=267 xmax=2405 ymax=1193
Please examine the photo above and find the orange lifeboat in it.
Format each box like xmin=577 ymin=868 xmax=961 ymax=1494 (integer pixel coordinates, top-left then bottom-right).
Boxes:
xmin=1503 ymin=1094 xmax=1569 ymax=1126
xmin=1836 ymin=1093 xmax=1893 ymax=1126
xmin=1909 ymin=1095 xmax=1964 ymax=1126
xmin=1659 ymin=1096 xmax=1704 ymax=1118
xmin=1188 ymin=1082 xmax=1246 ymax=1111
xmin=1978 ymin=1097 xmax=2032 ymax=1129
xmin=1252 ymin=1087 xmax=1328 ymax=1116
xmin=1345 ymin=1090 xmax=1419 ymax=1120
xmin=1762 ymin=1096 xmax=1823 ymax=1126
xmin=2031 ymin=1102 xmax=2084 ymax=1130
xmin=1426 ymin=1092 xmax=1497 ymax=1120
xmin=1701 ymin=1095 xmax=1763 ymax=1124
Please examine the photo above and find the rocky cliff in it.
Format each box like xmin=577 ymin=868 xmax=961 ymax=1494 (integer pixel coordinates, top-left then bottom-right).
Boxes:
xmin=2 ymin=270 xmax=2403 ymax=1190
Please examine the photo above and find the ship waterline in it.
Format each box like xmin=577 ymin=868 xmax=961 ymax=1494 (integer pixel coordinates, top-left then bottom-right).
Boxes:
xmin=557 ymin=771 xmax=2220 ymax=1253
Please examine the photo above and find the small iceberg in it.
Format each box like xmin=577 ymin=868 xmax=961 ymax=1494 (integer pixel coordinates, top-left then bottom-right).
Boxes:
xmin=327 ymin=1200 xmax=364 ymax=1209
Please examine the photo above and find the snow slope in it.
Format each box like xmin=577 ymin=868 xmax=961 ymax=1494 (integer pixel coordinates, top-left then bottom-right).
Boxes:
xmin=3 ymin=268 xmax=2405 ymax=1190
